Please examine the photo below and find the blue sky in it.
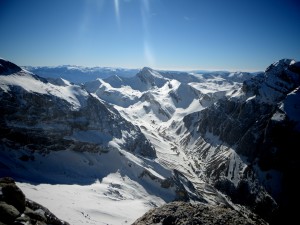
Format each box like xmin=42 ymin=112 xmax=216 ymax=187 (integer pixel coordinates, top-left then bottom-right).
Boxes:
xmin=0 ymin=0 xmax=300 ymax=71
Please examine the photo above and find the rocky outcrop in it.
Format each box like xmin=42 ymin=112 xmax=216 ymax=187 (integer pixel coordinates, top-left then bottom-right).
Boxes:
xmin=132 ymin=201 xmax=267 ymax=225
xmin=0 ymin=177 xmax=69 ymax=225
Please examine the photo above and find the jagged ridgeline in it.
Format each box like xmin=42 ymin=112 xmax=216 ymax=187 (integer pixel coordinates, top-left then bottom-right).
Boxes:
xmin=1 ymin=58 xmax=300 ymax=224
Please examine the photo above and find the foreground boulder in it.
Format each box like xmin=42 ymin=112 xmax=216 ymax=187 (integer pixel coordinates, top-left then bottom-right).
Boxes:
xmin=133 ymin=201 xmax=267 ymax=225
xmin=0 ymin=177 xmax=69 ymax=225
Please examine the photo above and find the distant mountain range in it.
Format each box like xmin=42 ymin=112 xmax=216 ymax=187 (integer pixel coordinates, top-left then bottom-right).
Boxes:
xmin=1 ymin=58 xmax=299 ymax=224
xmin=22 ymin=65 xmax=140 ymax=83
xmin=23 ymin=65 xmax=256 ymax=84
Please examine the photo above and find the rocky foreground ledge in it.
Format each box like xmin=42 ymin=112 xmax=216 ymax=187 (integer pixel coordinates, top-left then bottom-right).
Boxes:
xmin=133 ymin=201 xmax=268 ymax=225
xmin=0 ymin=177 xmax=69 ymax=225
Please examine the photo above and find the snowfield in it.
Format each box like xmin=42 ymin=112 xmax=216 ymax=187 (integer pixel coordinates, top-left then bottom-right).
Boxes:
xmin=18 ymin=173 xmax=165 ymax=225
xmin=4 ymin=147 xmax=174 ymax=225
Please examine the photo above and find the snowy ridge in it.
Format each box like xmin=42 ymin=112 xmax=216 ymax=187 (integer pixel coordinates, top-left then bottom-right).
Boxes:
xmin=84 ymin=78 xmax=142 ymax=107
xmin=0 ymin=70 xmax=89 ymax=110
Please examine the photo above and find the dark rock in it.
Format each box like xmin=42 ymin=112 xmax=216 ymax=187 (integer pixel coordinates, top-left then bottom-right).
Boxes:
xmin=26 ymin=199 xmax=70 ymax=225
xmin=0 ymin=201 xmax=20 ymax=224
xmin=132 ymin=201 xmax=268 ymax=225
xmin=24 ymin=207 xmax=47 ymax=222
xmin=0 ymin=59 xmax=22 ymax=75
xmin=15 ymin=214 xmax=31 ymax=224
xmin=289 ymin=61 xmax=300 ymax=74
xmin=0 ymin=177 xmax=25 ymax=212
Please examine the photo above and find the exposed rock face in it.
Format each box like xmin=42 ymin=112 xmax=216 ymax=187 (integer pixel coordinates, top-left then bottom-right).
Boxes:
xmin=132 ymin=201 xmax=267 ymax=225
xmin=0 ymin=177 xmax=69 ymax=225
xmin=179 ymin=59 xmax=300 ymax=223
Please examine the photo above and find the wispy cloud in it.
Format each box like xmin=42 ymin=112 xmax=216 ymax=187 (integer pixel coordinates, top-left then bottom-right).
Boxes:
xmin=184 ymin=16 xmax=190 ymax=21
xmin=141 ymin=0 xmax=150 ymax=35
xmin=141 ymin=0 xmax=155 ymax=67
xmin=79 ymin=0 xmax=105 ymax=35
xmin=184 ymin=16 xmax=195 ymax=22
xmin=114 ymin=0 xmax=120 ymax=27
xmin=144 ymin=40 xmax=155 ymax=67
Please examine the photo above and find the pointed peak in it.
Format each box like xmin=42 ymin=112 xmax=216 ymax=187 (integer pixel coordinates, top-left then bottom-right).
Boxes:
xmin=139 ymin=67 xmax=155 ymax=76
xmin=141 ymin=67 xmax=153 ymax=72
xmin=138 ymin=67 xmax=163 ymax=79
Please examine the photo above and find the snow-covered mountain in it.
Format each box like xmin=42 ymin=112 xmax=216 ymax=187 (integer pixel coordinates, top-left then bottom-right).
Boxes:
xmin=0 ymin=59 xmax=198 ymax=224
xmin=1 ymin=57 xmax=299 ymax=224
xmin=83 ymin=59 xmax=300 ymax=223
xmin=174 ymin=59 xmax=300 ymax=223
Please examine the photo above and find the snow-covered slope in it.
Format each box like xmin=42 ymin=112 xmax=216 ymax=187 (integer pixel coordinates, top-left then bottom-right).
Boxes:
xmin=84 ymin=78 xmax=141 ymax=107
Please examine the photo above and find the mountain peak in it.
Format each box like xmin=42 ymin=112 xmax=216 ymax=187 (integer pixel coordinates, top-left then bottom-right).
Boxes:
xmin=141 ymin=67 xmax=153 ymax=72
xmin=135 ymin=67 xmax=167 ymax=90
xmin=0 ymin=58 xmax=22 ymax=75
xmin=138 ymin=67 xmax=164 ymax=79
xmin=265 ymin=58 xmax=295 ymax=74
xmin=241 ymin=58 xmax=300 ymax=103
xmin=264 ymin=58 xmax=300 ymax=88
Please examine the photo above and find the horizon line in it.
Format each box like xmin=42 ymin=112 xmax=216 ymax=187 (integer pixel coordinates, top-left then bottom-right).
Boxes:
xmin=20 ymin=64 xmax=263 ymax=73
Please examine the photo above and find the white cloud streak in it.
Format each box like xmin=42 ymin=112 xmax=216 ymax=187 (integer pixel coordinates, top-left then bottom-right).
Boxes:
xmin=114 ymin=0 xmax=120 ymax=27
xmin=141 ymin=0 xmax=155 ymax=67
xmin=79 ymin=0 xmax=105 ymax=35
xmin=144 ymin=40 xmax=155 ymax=67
